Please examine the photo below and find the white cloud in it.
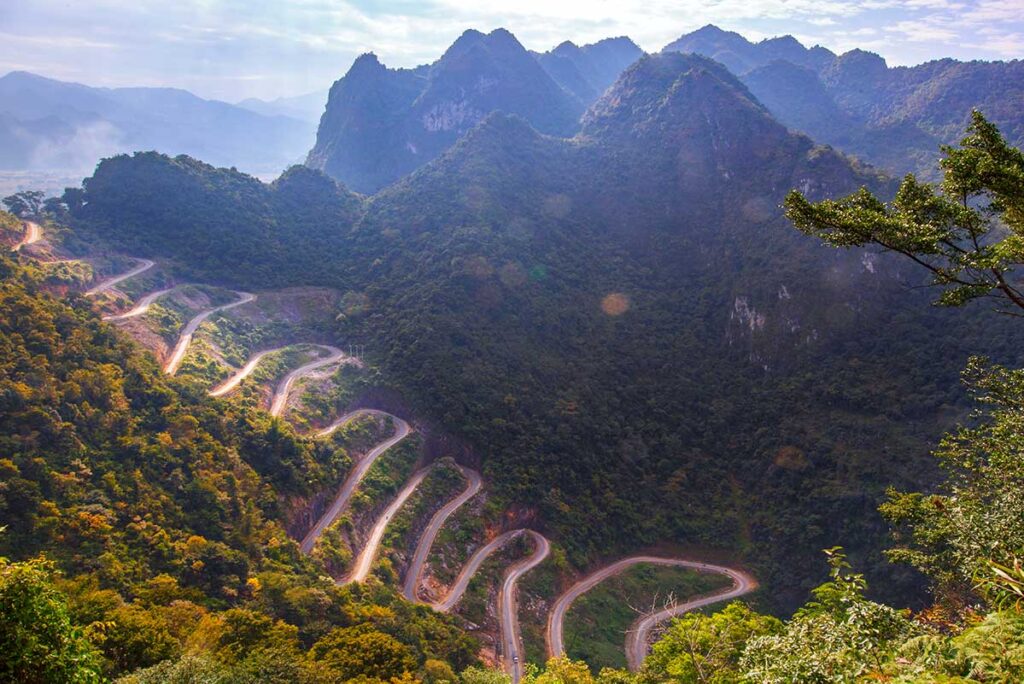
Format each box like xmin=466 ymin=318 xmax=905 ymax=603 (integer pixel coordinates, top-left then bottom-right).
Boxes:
xmin=0 ymin=0 xmax=1021 ymax=99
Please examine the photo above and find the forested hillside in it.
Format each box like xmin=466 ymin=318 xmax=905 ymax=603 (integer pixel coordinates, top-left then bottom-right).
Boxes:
xmin=64 ymin=52 xmax=1023 ymax=614
xmin=0 ymin=246 xmax=475 ymax=680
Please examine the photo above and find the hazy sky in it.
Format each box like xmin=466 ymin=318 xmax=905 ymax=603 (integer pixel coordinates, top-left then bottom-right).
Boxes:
xmin=1 ymin=0 xmax=1021 ymax=102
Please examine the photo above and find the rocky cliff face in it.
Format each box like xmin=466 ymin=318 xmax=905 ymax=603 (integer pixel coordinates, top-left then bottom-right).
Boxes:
xmin=306 ymin=29 xmax=584 ymax=194
xmin=535 ymin=36 xmax=644 ymax=105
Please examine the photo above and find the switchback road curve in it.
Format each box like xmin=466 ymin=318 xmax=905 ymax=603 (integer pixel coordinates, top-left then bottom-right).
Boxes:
xmin=402 ymin=465 xmax=483 ymax=602
xmin=546 ymin=556 xmax=757 ymax=671
xmin=164 ymin=291 xmax=255 ymax=375
xmin=269 ymin=345 xmax=345 ymax=417
xmin=85 ymin=258 xmax=155 ymax=296
xmin=299 ymin=412 xmax=411 ymax=554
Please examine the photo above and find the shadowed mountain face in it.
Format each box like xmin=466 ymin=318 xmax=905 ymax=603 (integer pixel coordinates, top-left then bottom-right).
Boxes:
xmin=534 ymin=36 xmax=644 ymax=105
xmin=664 ymin=25 xmax=1024 ymax=177
xmin=71 ymin=50 xmax=1021 ymax=610
xmin=663 ymin=24 xmax=836 ymax=75
xmin=306 ymin=28 xmax=586 ymax=194
xmin=0 ymin=71 xmax=313 ymax=175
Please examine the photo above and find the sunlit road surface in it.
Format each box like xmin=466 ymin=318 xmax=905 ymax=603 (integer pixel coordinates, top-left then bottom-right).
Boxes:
xmin=346 ymin=466 xmax=431 ymax=583
xmin=545 ymin=555 xmax=757 ymax=671
xmin=12 ymin=221 xmax=41 ymax=251
xmin=500 ymin=531 xmax=550 ymax=684
xmin=269 ymin=345 xmax=345 ymax=416
xmin=402 ymin=465 xmax=483 ymax=601
xmin=164 ymin=291 xmax=255 ymax=374
xmin=102 ymin=286 xmax=176 ymax=321
xmin=299 ymin=413 xmax=410 ymax=554
xmin=85 ymin=258 xmax=155 ymax=296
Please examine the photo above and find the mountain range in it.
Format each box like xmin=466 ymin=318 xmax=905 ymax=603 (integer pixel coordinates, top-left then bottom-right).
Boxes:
xmin=0 ymin=71 xmax=315 ymax=176
xmin=306 ymin=28 xmax=595 ymax=194
xmin=664 ymin=25 xmax=1024 ymax=177
xmin=305 ymin=24 xmax=1024 ymax=193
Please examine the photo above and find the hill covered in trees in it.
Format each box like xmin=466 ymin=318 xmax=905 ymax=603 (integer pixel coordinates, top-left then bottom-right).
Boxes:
xmin=0 ymin=242 xmax=476 ymax=680
xmin=65 ymin=52 xmax=1023 ymax=615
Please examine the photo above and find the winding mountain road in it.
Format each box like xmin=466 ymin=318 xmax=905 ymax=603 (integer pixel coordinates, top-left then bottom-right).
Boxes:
xmin=12 ymin=221 xmax=41 ymax=251
xmin=545 ymin=556 xmax=757 ymax=671
xmin=164 ymin=291 xmax=255 ymax=375
xmin=402 ymin=465 xmax=483 ymax=602
xmin=500 ymin=531 xmax=551 ymax=684
xmin=299 ymin=412 xmax=410 ymax=553
xmin=102 ymin=286 xmax=176 ymax=321
xmin=625 ymin=564 xmax=757 ymax=670
xmin=208 ymin=348 xmax=283 ymax=397
xmin=430 ymin=529 xmax=524 ymax=613
xmin=85 ymin=258 xmax=155 ymax=296
xmin=269 ymin=345 xmax=345 ymax=417
xmin=347 ymin=466 xmax=432 ymax=584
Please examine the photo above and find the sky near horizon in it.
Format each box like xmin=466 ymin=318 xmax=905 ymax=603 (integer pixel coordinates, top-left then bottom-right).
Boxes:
xmin=1 ymin=0 xmax=1021 ymax=102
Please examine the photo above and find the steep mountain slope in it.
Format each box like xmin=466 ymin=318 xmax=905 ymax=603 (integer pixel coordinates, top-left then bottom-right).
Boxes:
xmin=663 ymin=26 xmax=1024 ymax=177
xmin=742 ymin=60 xmax=942 ymax=177
xmin=663 ymin=25 xmax=835 ymax=74
xmin=535 ymin=37 xmax=644 ymax=105
xmin=0 ymin=71 xmax=312 ymax=175
xmin=306 ymin=29 xmax=584 ymax=194
xmin=0 ymin=246 xmax=477 ymax=678
xmin=69 ymin=53 xmax=1022 ymax=612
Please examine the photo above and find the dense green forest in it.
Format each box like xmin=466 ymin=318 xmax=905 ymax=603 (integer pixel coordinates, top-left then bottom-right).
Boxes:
xmin=66 ymin=55 xmax=1022 ymax=612
xmin=0 ymin=248 xmax=475 ymax=681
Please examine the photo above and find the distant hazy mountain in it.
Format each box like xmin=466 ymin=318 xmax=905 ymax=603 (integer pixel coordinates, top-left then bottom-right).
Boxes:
xmin=0 ymin=71 xmax=313 ymax=176
xmin=663 ymin=24 xmax=836 ymax=74
xmin=534 ymin=36 xmax=644 ymax=105
xmin=236 ymin=90 xmax=327 ymax=123
xmin=306 ymin=28 xmax=587 ymax=194
xmin=663 ymin=25 xmax=1024 ymax=177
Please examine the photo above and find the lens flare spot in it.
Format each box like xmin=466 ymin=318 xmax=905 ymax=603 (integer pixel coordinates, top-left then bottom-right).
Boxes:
xmin=601 ymin=293 xmax=630 ymax=316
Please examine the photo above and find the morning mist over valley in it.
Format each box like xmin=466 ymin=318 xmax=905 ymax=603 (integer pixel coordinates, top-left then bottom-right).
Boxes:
xmin=2 ymin=2 xmax=1023 ymax=682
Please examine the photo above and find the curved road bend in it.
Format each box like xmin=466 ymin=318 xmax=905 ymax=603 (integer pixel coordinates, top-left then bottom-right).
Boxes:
xmin=209 ymin=347 xmax=286 ymax=397
xmin=402 ymin=465 xmax=483 ymax=602
xmin=12 ymin=220 xmax=41 ymax=251
xmin=269 ymin=345 xmax=345 ymax=417
xmin=85 ymin=258 xmax=155 ymax=296
xmin=499 ymin=531 xmax=550 ymax=684
xmin=545 ymin=556 xmax=757 ymax=671
xmin=346 ymin=466 xmax=432 ymax=584
xmin=299 ymin=413 xmax=411 ymax=554
xmin=430 ymin=529 xmax=524 ymax=613
xmin=625 ymin=564 xmax=756 ymax=671
xmin=102 ymin=286 xmax=176 ymax=321
xmin=164 ymin=291 xmax=256 ymax=375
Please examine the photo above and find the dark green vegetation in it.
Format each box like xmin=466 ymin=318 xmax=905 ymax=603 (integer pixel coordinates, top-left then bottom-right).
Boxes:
xmin=563 ymin=565 xmax=731 ymax=670
xmin=67 ymin=50 xmax=1022 ymax=615
xmin=0 ymin=248 xmax=475 ymax=680
xmin=519 ymin=107 xmax=1024 ymax=683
